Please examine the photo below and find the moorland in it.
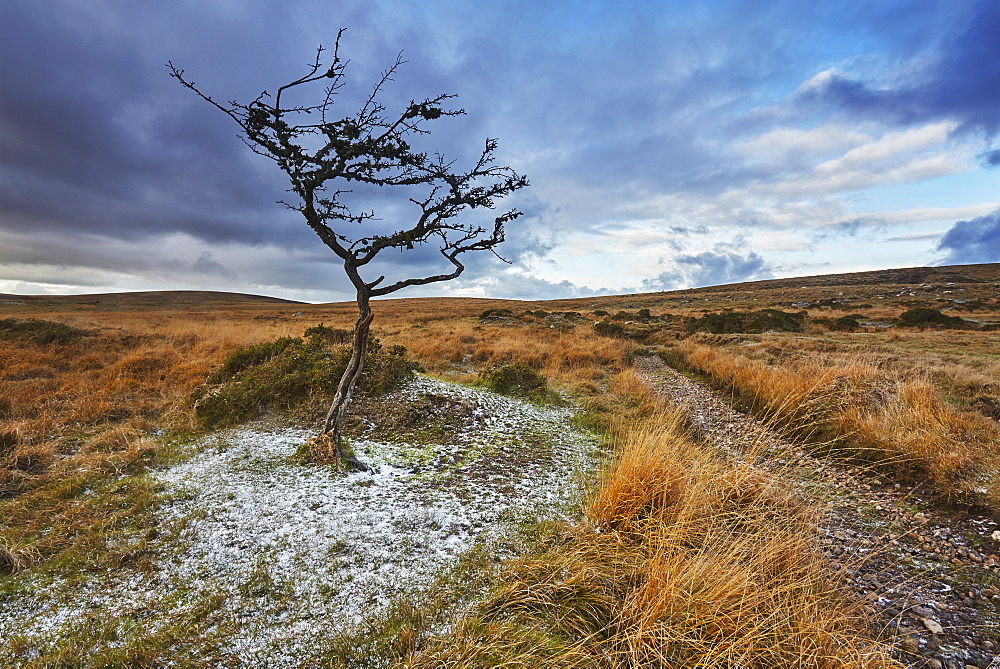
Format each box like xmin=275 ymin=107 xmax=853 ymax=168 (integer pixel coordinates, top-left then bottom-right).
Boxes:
xmin=0 ymin=262 xmax=998 ymax=667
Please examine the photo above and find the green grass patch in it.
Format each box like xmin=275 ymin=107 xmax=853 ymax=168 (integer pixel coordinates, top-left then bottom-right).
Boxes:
xmin=193 ymin=325 xmax=421 ymax=428
xmin=0 ymin=318 xmax=88 ymax=345
xmin=478 ymin=361 xmax=549 ymax=401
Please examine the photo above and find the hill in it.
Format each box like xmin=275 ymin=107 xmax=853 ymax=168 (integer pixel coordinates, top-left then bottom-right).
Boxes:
xmin=0 ymin=290 xmax=305 ymax=311
xmin=2 ymin=263 xmax=996 ymax=317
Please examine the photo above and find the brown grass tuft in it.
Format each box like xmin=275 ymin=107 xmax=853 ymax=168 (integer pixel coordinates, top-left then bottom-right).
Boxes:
xmin=409 ymin=414 xmax=899 ymax=668
xmin=672 ymin=339 xmax=1000 ymax=509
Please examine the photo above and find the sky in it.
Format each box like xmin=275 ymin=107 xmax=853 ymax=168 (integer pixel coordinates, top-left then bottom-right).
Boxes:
xmin=2 ymin=0 xmax=999 ymax=303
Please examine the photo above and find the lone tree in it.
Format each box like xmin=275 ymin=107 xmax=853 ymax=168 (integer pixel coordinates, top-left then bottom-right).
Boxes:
xmin=169 ymin=31 xmax=528 ymax=471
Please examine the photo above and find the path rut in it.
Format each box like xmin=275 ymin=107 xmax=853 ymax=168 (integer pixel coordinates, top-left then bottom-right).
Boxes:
xmin=634 ymin=354 xmax=1000 ymax=669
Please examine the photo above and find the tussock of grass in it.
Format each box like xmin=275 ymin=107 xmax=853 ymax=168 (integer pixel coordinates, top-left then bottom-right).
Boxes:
xmin=408 ymin=414 xmax=898 ymax=668
xmin=0 ymin=318 xmax=88 ymax=345
xmin=478 ymin=361 xmax=550 ymax=401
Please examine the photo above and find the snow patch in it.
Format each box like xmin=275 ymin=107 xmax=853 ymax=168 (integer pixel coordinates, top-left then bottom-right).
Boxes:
xmin=0 ymin=376 xmax=599 ymax=665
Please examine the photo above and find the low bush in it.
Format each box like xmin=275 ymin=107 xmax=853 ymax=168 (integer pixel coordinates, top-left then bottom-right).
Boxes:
xmin=593 ymin=320 xmax=625 ymax=338
xmin=686 ymin=309 xmax=805 ymax=334
xmin=478 ymin=362 xmax=548 ymax=400
xmin=479 ymin=308 xmax=514 ymax=320
xmin=0 ymin=318 xmax=88 ymax=345
xmin=194 ymin=328 xmax=420 ymax=428
xmin=898 ymin=308 xmax=971 ymax=329
xmin=813 ymin=315 xmax=861 ymax=332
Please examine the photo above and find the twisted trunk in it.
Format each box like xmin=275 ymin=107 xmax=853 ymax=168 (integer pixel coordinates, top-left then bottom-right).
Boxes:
xmin=318 ymin=288 xmax=373 ymax=472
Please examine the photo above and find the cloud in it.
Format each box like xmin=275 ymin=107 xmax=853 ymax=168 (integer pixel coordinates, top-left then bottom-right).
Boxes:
xmin=192 ymin=252 xmax=236 ymax=280
xmin=464 ymin=271 xmax=610 ymax=301
xmin=1 ymin=0 xmax=997 ymax=301
xmin=980 ymin=149 xmax=1000 ymax=167
xmin=883 ymin=231 xmax=943 ymax=242
xmin=811 ymin=217 xmax=887 ymax=241
xmin=936 ymin=208 xmax=1000 ymax=264
xmin=798 ymin=1 xmax=1000 ymax=136
xmin=643 ymin=242 xmax=774 ymax=291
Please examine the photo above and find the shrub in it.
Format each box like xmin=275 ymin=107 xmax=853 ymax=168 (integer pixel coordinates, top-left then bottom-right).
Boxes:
xmin=194 ymin=329 xmax=420 ymax=428
xmin=303 ymin=323 xmax=352 ymax=345
xmin=0 ymin=318 xmax=87 ymax=345
xmin=206 ymin=336 xmax=302 ymax=384
xmin=479 ymin=362 xmax=548 ymax=399
xmin=831 ymin=315 xmax=860 ymax=331
xmin=480 ymin=308 xmax=514 ymax=319
xmin=814 ymin=315 xmax=860 ymax=332
xmin=593 ymin=321 xmax=625 ymax=338
xmin=898 ymin=308 xmax=970 ymax=329
xmin=686 ymin=309 xmax=805 ymax=334
xmin=592 ymin=309 xmax=609 ymax=317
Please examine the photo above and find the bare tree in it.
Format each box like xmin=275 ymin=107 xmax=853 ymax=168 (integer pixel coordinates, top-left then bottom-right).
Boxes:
xmin=169 ymin=30 xmax=528 ymax=471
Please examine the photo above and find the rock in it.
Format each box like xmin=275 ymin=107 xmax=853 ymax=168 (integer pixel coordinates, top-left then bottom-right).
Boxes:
xmin=912 ymin=605 xmax=936 ymax=618
xmin=992 ymin=530 xmax=1000 ymax=541
xmin=924 ymin=660 xmax=942 ymax=669
xmin=921 ymin=617 xmax=944 ymax=634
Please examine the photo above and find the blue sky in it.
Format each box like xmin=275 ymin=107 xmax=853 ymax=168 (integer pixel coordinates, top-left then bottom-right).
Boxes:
xmin=1 ymin=0 xmax=998 ymax=301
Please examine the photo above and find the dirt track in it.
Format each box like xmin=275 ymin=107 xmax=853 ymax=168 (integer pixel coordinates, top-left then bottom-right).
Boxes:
xmin=634 ymin=354 xmax=1000 ymax=669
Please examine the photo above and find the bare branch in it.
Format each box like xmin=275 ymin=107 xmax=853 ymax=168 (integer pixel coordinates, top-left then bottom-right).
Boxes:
xmin=171 ymin=32 xmax=529 ymax=467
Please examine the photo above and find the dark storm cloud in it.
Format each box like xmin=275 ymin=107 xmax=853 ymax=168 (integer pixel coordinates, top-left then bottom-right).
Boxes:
xmin=979 ymin=149 xmax=1000 ymax=167
xmin=0 ymin=0 xmax=533 ymax=295
xmin=3 ymin=0 xmax=997 ymax=299
xmin=936 ymin=208 xmax=1000 ymax=264
xmin=0 ymin=1 xmax=322 ymax=249
xmin=643 ymin=243 xmax=774 ymax=291
xmin=800 ymin=1 xmax=1000 ymax=136
xmin=192 ymin=252 xmax=236 ymax=280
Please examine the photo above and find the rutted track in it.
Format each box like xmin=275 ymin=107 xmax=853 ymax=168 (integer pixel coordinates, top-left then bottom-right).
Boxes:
xmin=634 ymin=354 xmax=1000 ymax=669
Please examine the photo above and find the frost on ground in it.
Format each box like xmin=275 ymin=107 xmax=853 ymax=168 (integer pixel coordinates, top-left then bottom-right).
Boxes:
xmin=0 ymin=376 xmax=599 ymax=666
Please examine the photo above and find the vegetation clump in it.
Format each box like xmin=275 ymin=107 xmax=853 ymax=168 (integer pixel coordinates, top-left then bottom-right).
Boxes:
xmin=686 ymin=309 xmax=805 ymax=334
xmin=478 ymin=362 xmax=548 ymax=400
xmin=593 ymin=320 xmax=626 ymax=338
xmin=813 ymin=314 xmax=862 ymax=332
xmin=480 ymin=308 xmax=515 ymax=320
xmin=897 ymin=308 xmax=972 ymax=329
xmin=0 ymin=318 xmax=87 ymax=345
xmin=194 ymin=326 xmax=420 ymax=428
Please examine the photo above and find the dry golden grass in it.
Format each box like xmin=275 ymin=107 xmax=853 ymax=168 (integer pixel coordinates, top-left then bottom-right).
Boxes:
xmin=1 ymin=280 xmax=990 ymax=664
xmin=670 ymin=336 xmax=1000 ymax=509
xmin=0 ymin=301 xmax=634 ymax=575
xmin=409 ymin=411 xmax=899 ymax=668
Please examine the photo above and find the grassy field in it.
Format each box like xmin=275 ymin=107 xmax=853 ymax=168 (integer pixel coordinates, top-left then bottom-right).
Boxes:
xmin=1 ymin=262 xmax=998 ymax=665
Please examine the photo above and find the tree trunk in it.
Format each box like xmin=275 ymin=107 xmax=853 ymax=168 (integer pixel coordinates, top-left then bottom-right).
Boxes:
xmin=317 ymin=290 xmax=373 ymax=472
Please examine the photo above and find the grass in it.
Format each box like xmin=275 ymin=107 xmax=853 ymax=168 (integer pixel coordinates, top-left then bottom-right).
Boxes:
xmin=663 ymin=333 xmax=1000 ymax=510
xmin=1 ymin=263 xmax=997 ymax=665
xmin=402 ymin=412 xmax=899 ymax=668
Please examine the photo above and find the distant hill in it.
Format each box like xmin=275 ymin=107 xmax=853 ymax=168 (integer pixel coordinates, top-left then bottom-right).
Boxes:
xmin=696 ymin=263 xmax=1000 ymax=290
xmin=523 ymin=262 xmax=1000 ymax=314
xmin=1 ymin=263 xmax=997 ymax=315
xmin=0 ymin=290 xmax=306 ymax=310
